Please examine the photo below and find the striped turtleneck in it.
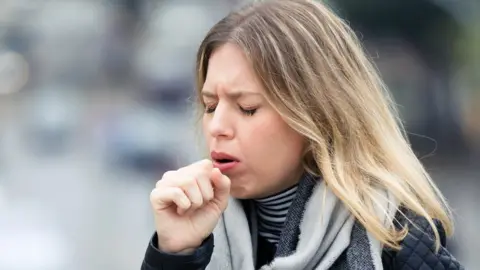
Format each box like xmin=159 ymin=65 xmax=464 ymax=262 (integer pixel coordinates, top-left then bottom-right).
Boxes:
xmin=254 ymin=184 xmax=298 ymax=244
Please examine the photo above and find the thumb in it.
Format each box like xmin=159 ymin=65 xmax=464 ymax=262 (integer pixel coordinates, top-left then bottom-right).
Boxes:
xmin=211 ymin=168 xmax=231 ymax=207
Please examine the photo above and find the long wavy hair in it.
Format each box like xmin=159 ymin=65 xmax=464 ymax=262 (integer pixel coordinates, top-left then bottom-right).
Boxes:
xmin=194 ymin=0 xmax=453 ymax=250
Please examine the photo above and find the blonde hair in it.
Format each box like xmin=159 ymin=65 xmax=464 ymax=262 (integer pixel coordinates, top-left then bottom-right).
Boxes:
xmin=195 ymin=0 xmax=453 ymax=250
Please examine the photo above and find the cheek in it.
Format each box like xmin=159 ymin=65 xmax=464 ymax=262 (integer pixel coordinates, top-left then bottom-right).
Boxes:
xmin=201 ymin=118 xmax=211 ymax=150
xmin=202 ymin=117 xmax=207 ymax=137
xmin=272 ymin=125 xmax=304 ymax=159
xmin=245 ymin=114 xmax=304 ymax=160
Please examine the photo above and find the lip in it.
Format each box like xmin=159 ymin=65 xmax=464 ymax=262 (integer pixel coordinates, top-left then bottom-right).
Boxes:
xmin=212 ymin=160 xmax=239 ymax=173
xmin=210 ymin=151 xmax=239 ymax=161
xmin=210 ymin=151 xmax=240 ymax=173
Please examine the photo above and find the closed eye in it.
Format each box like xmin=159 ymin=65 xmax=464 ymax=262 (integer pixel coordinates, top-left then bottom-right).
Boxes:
xmin=205 ymin=104 xmax=216 ymax=114
xmin=240 ymin=107 xmax=257 ymax=116
xmin=203 ymin=104 xmax=258 ymax=116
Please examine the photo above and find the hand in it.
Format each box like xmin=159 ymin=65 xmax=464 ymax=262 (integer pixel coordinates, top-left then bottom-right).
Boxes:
xmin=150 ymin=159 xmax=231 ymax=253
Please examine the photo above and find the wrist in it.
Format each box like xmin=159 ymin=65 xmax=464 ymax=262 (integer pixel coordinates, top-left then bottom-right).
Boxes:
xmin=157 ymin=238 xmax=202 ymax=254
xmin=174 ymin=247 xmax=196 ymax=255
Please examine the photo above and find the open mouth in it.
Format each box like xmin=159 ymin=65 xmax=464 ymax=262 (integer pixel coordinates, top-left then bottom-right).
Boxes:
xmin=212 ymin=158 xmax=238 ymax=172
xmin=216 ymin=159 xmax=235 ymax=164
xmin=210 ymin=151 xmax=239 ymax=172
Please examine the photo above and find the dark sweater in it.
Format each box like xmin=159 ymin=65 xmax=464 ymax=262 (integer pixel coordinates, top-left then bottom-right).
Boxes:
xmin=256 ymin=234 xmax=277 ymax=268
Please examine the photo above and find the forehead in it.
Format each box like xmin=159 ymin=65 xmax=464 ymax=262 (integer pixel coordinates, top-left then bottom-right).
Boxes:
xmin=202 ymin=43 xmax=263 ymax=95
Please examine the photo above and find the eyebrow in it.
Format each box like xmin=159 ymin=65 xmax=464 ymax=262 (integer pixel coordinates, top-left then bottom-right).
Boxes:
xmin=201 ymin=90 xmax=262 ymax=99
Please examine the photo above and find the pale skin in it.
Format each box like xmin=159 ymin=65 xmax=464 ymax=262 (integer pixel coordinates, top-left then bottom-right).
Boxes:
xmin=150 ymin=43 xmax=305 ymax=253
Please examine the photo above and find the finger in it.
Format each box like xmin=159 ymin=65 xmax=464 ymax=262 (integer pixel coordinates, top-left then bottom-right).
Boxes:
xmin=150 ymin=187 xmax=191 ymax=212
xmin=211 ymin=168 xmax=231 ymax=205
xmin=196 ymin=173 xmax=214 ymax=202
xmin=166 ymin=159 xmax=212 ymax=187
xmin=181 ymin=180 xmax=203 ymax=211
xmin=157 ymin=171 xmax=176 ymax=187
xmin=193 ymin=159 xmax=213 ymax=170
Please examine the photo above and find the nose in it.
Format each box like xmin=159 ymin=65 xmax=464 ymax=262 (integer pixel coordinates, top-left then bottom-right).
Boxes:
xmin=206 ymin=103 xmax=234 ymax=139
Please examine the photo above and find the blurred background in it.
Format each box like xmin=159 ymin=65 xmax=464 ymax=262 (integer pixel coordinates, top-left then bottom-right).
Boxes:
xmin=0 ymin=0 xmax=478 ymax=269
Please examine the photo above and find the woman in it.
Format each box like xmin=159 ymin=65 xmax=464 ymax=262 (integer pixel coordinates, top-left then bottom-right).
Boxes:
xmin=141 ymin=1 xmax=464 ymax=269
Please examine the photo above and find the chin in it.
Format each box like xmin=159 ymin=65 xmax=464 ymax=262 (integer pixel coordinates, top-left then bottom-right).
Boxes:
xmin=230 ymin=189 xmax=250 ymax=199
xmin=230 ymin=184 xmax=265 ymax=200
xmin=229 ymin=185 xmax=256 ymax=199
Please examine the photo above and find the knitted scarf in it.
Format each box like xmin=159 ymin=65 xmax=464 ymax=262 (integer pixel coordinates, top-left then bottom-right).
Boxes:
xmin=206 ymin=174 xmax=397 ymax=270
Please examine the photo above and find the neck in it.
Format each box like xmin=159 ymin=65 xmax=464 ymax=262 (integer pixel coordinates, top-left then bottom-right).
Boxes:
xmin=254 ymin=184 xmax=298 ymax=244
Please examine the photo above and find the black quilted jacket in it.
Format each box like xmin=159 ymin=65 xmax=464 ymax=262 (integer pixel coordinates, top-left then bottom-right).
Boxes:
xmin=381 ymin=209 xmax=464 ymax=269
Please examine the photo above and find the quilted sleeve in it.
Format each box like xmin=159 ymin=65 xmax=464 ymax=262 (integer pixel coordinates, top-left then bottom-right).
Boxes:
xmin=141 ymin=232 xmax=214 ymax=270
xmin=392 ymin=212 xmax=464 ymax=270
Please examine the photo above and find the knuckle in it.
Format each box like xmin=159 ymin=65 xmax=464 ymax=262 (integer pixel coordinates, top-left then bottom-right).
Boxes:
xmin=170 ymin=187 xmax=183 ymax=197
xmin=181 ymin=176 xmax=196 ymax=187
xmin=200 ymin=159 xmax=213 ymax=169
xmin=158 ymin=171 xmax=176 ymax=187
xmin=191 ymin=199 xmax=203 ymax=208
xmin=192 ymin=159 xmax=212 ymax=170
xmin=149 ymin=188 xmax=160 ymax=202
xmin=177 ymin=167 xmax=195 ymax=179
xmin=161 ymin=170 xmax=175 ymax=180
xmin=204 ymin=193 xmax=214 ymax=202
xmin=181 ymin=160 xmax=212 ymax=178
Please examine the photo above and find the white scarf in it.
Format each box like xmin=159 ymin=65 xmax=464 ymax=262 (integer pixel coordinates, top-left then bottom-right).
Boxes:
xmin=206 ymin=180 xmax=396 ymax=270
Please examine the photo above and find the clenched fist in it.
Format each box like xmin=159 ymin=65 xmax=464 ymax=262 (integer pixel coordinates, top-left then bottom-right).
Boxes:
xmin=150 ymin=159 xmax=231 ymax=253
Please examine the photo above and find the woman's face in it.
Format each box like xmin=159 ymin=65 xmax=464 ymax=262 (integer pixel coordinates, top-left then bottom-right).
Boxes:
xmin=202 ymin=43 xmax=305 ymax=199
